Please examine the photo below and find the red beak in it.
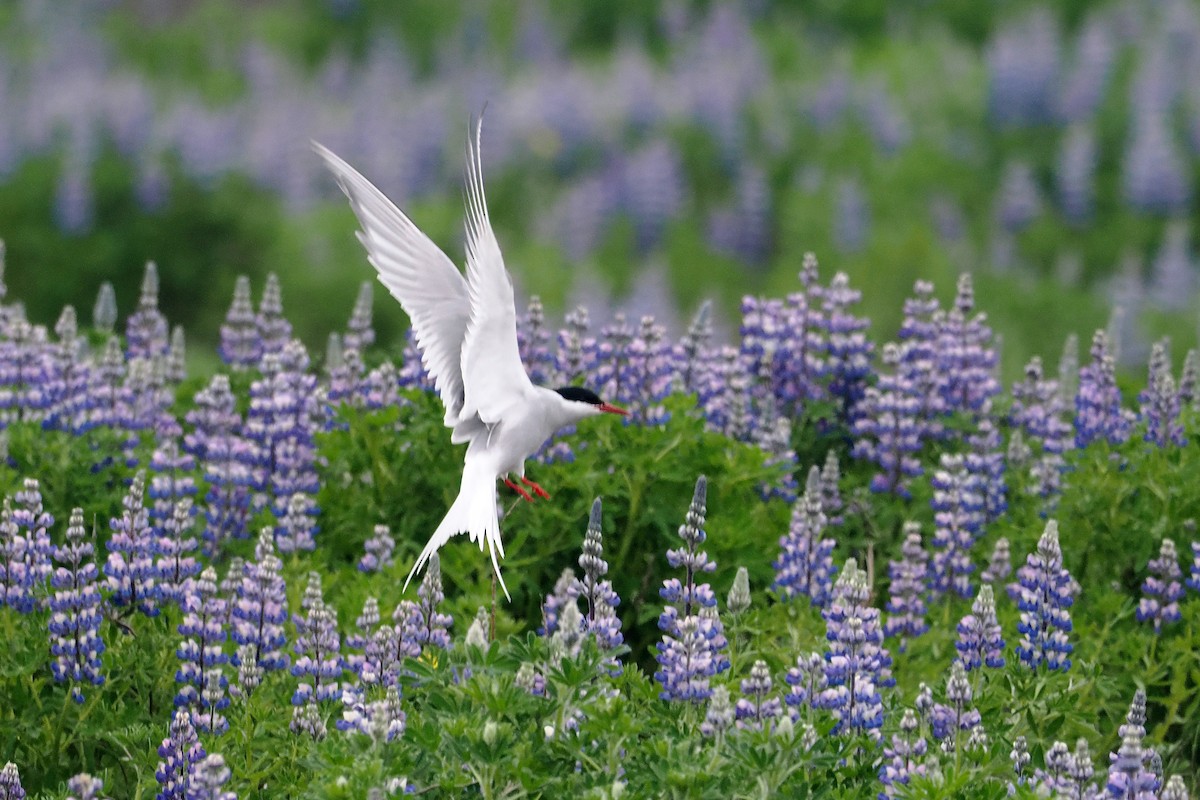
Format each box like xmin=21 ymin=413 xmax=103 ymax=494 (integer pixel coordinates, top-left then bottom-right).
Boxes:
xmin=598 ymin=403 xmax=629 ymax=416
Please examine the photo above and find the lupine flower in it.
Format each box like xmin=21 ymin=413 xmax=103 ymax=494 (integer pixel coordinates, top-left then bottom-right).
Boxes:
xmin=576 ymin=498 xmax=623 ymax=660
xmin=155 ymin=498 xmax=201 ymax=607
xmin=358 ymin=525 xmax=395 ymax=573
xmin=1010 ymin=735 xmax=1030 ymax=791
xmin=1178 ymin=350 xmax=1198 ymax=409
xmin=345 ymin=596 xmax=380 ymax=680
xmin=966 ymin=418 xmax=1007 ymax=523
xmin=344 ymin=281 xmax=375 ymax=354
xmin=1189 ymin=542 xmax=1200 ymax=595
xmin=852 ymin=342 xmax=924 ymax=498
xmin=45 ymin=305 xmax=93 ymax=434
xmin=930 ymin=660 xmax=982 ymax=753
xmin=88 ymin=337 xmax=125 ymax=431
xmin=982 ymin=537 xmax=1012 ymax=585
xmin=884 ymin=522 xmax=929 ymax=651
xmin=1137 ymin=539 xmax=1183 ymax=633
xmin=189 ymin=754 xmax=236 ymax=800
xmin=735 ymin=660 xmax=782 ymax=731
xmin=784 ymin=651 xmax=826 ymax=712
xmin=700 ymin=685 xmax=735 ymax=737
xmin=397 ymin=552 xmax=452 ymax=657
xmin=822 ymin=271 xmax=874 ymax=415
xmin=1011 ymin=520 xmax=1078 ymax=671
xmin=879 ymin=709 xmax=927 ymax=799
xmin=231 ymin=529 xmax=289 ymax=675
xmin=339 ymin=683 xmax=405 ymax=743
xmin=773 ymin=467 xmax=837 ymax=606
xmin=148 ymin=438 xmax=198 ymax=529
xmin=956 ymin=585 xmax=1005 ymax=672
xmin=105 ymin=471 xmax=158 ymax=616
xmin=166 ymin=327 xmax=186 ymax=384
xmin=0 ymin=502 xmax=34 ymax=614
xmin=549 ymin=602 xmax=582 ymax=660
xmin=1106 ymin=690 xmax=1158 ymax=799
xmin=93 ymin=281 xmax=117 ymax=333
xmin=65 ymin=773 xmax=107 ymax=800
xmin=895 ymin=280 xmax=946 ymax=438
xmin=176 ymin=567 xmax=229 ymax=735
xmin=676 ymin=300 xmax=713 ymax=395
xmin=515 ymin=296 xmax=555 ymax=387
xmin=540 ymin=567 xmax=580 ymax=636
xmin=49 ymin=507 xmax=105 ymax=701
xmin=624 ymin=316 xmax=674 ymax=426
xmin=820 ymin=558 xmax=893 ymax=737
xmin=126 ymin=261 xmax=169 ymax=361
xmin=1075 ymin=329 xmax=1131 ymax=448
xmin=12 ymin=478 xmax=53 ymax=609
xmin=256 ymin=273 xmax=292 ymax=361
xmin=219 ymin=276 xmax=260 ymax=370
xmin=655 ymin=476 xmax=729 ymax=701
xmin=155 ymin=709 xmax=206 ymax=800
xmin=930 ymin=453 xmax=984 ymax=599
xmin=1140 ymin=341 xmax=1186 ymax=448
xmin=291 ymin=699 xmax=327 ymax=741
xmin=515 ymin=662 xmax=546 ymax=697
xmin=1011 ymin=356 xmax=1073 ymax=503
xmin=291 ymin=572 xmax=342 ymax=708
xmin=184 ymin=375 xmax=254 ymax=551
xmin=1162 ymin=775 xmax=1189 ymax=800
xmin=727 ymin=566 xmax=751 ymax=615
xmin=819 ymin=450 xmax=844 ymax=525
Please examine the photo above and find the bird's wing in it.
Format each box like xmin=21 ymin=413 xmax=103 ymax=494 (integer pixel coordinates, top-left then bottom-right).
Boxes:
xmin=314 ymin=142 xmax=470 ymax=426
xmin=458 ymin=117 xmax=534 ymax=425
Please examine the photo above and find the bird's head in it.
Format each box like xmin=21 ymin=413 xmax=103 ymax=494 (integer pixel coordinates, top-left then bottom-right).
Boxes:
xmin=554 ymin=386 xmax=628 ymax=419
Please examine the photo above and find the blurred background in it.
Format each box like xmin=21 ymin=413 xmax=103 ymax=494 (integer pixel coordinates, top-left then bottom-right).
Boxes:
xmin=0 ymin=0 xmax=1197 ymax=378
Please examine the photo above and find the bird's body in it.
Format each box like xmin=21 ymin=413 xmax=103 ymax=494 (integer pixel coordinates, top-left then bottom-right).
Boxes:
xmin=315 ymin=120 xmax=625 ymax=599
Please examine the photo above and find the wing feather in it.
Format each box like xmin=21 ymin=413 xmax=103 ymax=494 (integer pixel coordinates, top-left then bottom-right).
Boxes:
xmin=458 ymin=117 xmax=534 ymax=424
xmin=314 ymin=142 xmax=470 ymax=426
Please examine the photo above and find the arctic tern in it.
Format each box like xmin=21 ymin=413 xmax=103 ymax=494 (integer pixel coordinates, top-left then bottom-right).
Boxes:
xmin=314 ymin=120 xmax=627 ymax=600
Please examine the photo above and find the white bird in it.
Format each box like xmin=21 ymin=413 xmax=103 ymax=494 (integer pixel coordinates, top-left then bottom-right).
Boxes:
xmin=314 ymin=120 xmax=627 ymax=600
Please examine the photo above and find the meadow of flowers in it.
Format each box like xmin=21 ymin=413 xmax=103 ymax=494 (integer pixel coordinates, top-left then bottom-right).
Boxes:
xmin=0 ymin=244 xmax=1196 ymax=798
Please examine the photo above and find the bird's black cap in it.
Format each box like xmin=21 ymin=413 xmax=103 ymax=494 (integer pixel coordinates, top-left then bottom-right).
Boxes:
xmin=555 ymin=386 xmax=603 ymax=405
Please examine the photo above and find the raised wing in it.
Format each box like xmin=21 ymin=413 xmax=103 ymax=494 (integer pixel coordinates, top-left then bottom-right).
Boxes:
xmin=458 ymin=117 xmax=534 ymax=425
xmin=314 ymin=142 xmax=470 ymax=426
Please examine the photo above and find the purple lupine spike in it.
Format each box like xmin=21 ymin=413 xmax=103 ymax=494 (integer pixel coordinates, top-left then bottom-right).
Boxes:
xmin=820 ymin=558 xmax=893 ymax=739
xmin=852 ymin=342 xmax=924 ymax=498
xmin=1106 ymin=690 xmax=1158 ymax=799
xmin=0 ymin=317 xmax=57 ymax=427
xmin=1137 ymin=539 xmax=1183 ymax=633
xmin=189 ymin=754 xmax=236 ymax=800
xmin=735 ymin=660 xmax=782 ymax=732
xmin=338 ymin=683 xmax=405 ymax=743
xmin=676 ymin=300 xmax=713 ymax=396
xmin=87 ymin=337 xmax=125 ymax=431
xmin=125 ymin=262 xmax=169 ymax=361
xmin=184 ymin=375 xmax=254 ymax=552
xmin=700 ymin=685 xmax=735 ymax=737
xmin=105 ymin=471 xmax=158 ymax=616
xmin=291 ymin=572 xmax=342 ymax=714
xmin=879 ymin=709 xmax=927 ymax=799
xmin=1075 ymin=329 xmax=1131 ymax=448
xmin=929 ymin=453 xmax=985 ymax=600
xmin=822 ymin=271 xmax=873 ymax=415
xmin=231 ymin=529 xmax=289 ymax=675
xmin=65 ymin=773 xmax=105 ymax=800
xmin=655 ymin=476 xmax=728 ymax=701
xmin=1178 ymin=350 xmax=1198 ymax=409
xmin=930 ymin=661 xmax=982 ymax=753
xmin=0 ymin=762 xmax=24 ymax=800
xmin=1124 ymin=114 xmax=1191 ymax=215
xmin=397 ymin=330 xmax=432 ymax=392
xmin=358 ymin=360 xmax=402 ymax=411
xmin=219 ymin=276 xmax=260 ymax=370
xmin=981 ymin=537 xmax=1012 ymax=585
xmin=358 ymin=525 xmax=394 ymax=573
xmin=884 ymin=522 xmax=930 ymax=652
xmin=344 ymin=596 xmax=379 ymax=680
xmin=539 ymin=567 xmax=580 ymax=637
xmin=155 ymin=709 xmax=206 ymax=800
xmin=1011 ymin=356 xmax=1073 ymax=504
xmin=148 ymin=438 xmax=198 ymax=529
xmin=11 ymin=479 xmax=53 ymax=610
xmin=166 ymin=327 xmax=186 ymax=384
xmin=773 ymin=466 xmax=837 ymax=606
xmin=49 ymin=507 xmax=105 ymax=702
xmin=966 ymin=418 xmax=1007 ymax=523
xmin=593 ymin=312 xmax=634 ymax=408
xmin=0 ymin=501 xmax=34 ymax=614
xmin=344 ymin=281 xmax=375 ymax=353
xmin=276 ymin=492 xmax=318 ymax=554
xmin=397 ymin=552 xmax=453 ymax=658
xmin=517 ymin=296 xmax=555 ymax=387
xmin=956 ymin=584 xmax=1005 ymax=672
xmin=93 ymin=282 xmax=117 ymax=334
xmin=937 ymin=274 xmax=1000 ymax=417
xmin=897 ymin=281 xmax=948 ymax=441
xmin=1188 ymin=542 xmax=1200 ymax=594
xmin=820 ymin=450 xmax=844 ymax=526
xmin=45 ymin=306 xmax=93 ymax=435
xmin=1010 ymin=520 xmax=1078 ymax=672
xmin=1140 ymin=341 xmax=1186 ymax=448
xmin=176 ymin=567 xmax=229 ymax=735
xmin=753 ymin=407 xmax=799 ymax=502
xmin=576 ymin=498 xmax=623 ymax=662
xmin=624 ymin=316 xmax=673 ymax=426
xmin=555 ymin=306 xmax=596 ymax=387
xmin=155 ymin=498 xmax=201 ymax=607
xmin=1010 ymin=736 xmax=1031 ymax=792
xmin=784 ymin=651 xmax=827 ymax=712
xmin=256 ymin=273 xmax=292 ymax=362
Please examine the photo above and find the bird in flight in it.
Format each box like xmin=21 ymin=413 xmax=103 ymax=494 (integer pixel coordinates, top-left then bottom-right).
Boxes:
xmin=314 ymin=119 xmax=627 ymax=599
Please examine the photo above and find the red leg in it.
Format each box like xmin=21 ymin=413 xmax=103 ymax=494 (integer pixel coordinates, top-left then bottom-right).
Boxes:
xmin=520 ymin=476 xmax=551 ymax=500
xmin=503 ymin=477 xmax=534 ymax=502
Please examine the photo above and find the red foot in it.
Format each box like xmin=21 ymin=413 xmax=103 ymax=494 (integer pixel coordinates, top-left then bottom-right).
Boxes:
xmin=503 ymin=477 xmax=534 ymax=502
xmin=521 ymin=477 xmax=551 ymax=500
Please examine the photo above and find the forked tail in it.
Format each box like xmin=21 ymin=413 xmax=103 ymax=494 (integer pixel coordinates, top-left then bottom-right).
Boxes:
xmin=404 ymin=460 xmax=509 ymax=599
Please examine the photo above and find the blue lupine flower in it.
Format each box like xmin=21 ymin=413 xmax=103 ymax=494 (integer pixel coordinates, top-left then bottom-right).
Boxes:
xmin=655 ymin=476 xmax=729 ymax=701
xmin=1075 ymin=329 xmax=1131 ymax=449
xmin=773 ymin=467 xmax=837 ymax=606
xmin=339 ymin=683 xmax=405 ymax=743
xmin=820 ymin=558 xmax=893 ymax=738
xmin=819 ymin=450 xmax=844 ymax=526
xmin=539 ymin=567 xmax=580 ymax=637
xmin=65 ymin=772 xmax=105 ymax=800
xmin=125 ymin=262 xmax=169 ymax=361
xmin=1106 ymin=690 xmax=1159 ymax=799
xmin=148 ymin=438 xmax=198 ymax=530
xmin=397 ymin=552 xmax=453 ymax=658
xmin=936 ymin=274 xmax=999 ymax=417
xmin=784 ymin=651 xmax=826 ymax=712
xmin=49 ymin=507 xmax=105 ymax=702
xmin=1189 ymin=541 xmax=1200 ymax=594
xmin=176 ymin=567 xmax=229 ymax=735
xmin=822 ymin=271 xmax=873 ymax=415
xmin=700 ymin=685 xmax=735 ymax=737
xmin=344 ymin=596 xmax=379 ymax=680
xmin=12 ymin=478 xmax=53 ymax=609
xmin=1011 ymin=356 xmax=1073 ymax=504
xmin=155 ymin=498 xmax=202 ymax=607
xmin=930 ymin=661 xmax=982 ymax=752
xmin=219 ymin=275 xmax=260 ymax=371
xmin=896 ymin=280 xmax=947 ymax=441
xmin=189 ymin=754 xmax=237 ymax=800
xmin=884 ymin=522 xmax=929 ymax=652
xmin=1011 ymin=520 xmax=1078 ymax=672
xmin=155 ymin=709 xmax=206 ymax=800
xmin=623 ymin=316 xmax=674 ymax=426
xmin=966 ymin=418 xmax=1007 ymax=524
xmin=87 ymin=337 xmax=125 ymax=431
xmin=675 ymin=301 xmax=713 ymax=397
xmin=1137 ymin=538 xmax=1183 ymax=633
xmin=231 ymin=529 xmax=289 ymax=675
xmin=184 ymin=375 xmax=254 ymax=552
xmin=852 ymin=342 xmax=924 ymax=498
xmin=0 ymin=762 xmax=24 ymax=800
xmin=1139 ymin=341 xmax=1186 ymax=448
xmin=879 ymin=709 xmax=927 ymax=799
xmin=255 ymin=273 xmax=293 ymax=362
xmin=0 ymin=502 xmax=34 ymax=614
xmin=291 ymin=572 xmax=342 ymax=708
xmin=358 ymin=525 xmax=394 ymax=574
xmin=735 ymin=660 xmax=782 ymax=731
xmin=343 ymin=281 xmax=375 ymax=354
xmin=956 ymin=584 xmax=1005 ymax=672
xmin=930 ymin=453 xmax=985 ymax=599
xmin=45 ymin=306 xmax=93 ymax=435
xmin=105 ymin=470 xmax=159 ymax=616
xmin=577 ymin=499 xmax=623 ymax=664
xmin=981 ymin=537 xmax=1012 ymax=585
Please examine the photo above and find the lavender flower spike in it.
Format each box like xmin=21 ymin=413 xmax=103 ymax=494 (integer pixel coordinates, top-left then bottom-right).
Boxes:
xmin=155 ymin=709 xmax=206 ymax=800
xmin=735 ymin=659 xmax=782 ymax=731
xmin=884 ymin=522 xmax=929 ymax=651
xmin=1011 ymin=520 xmax=1078 ymax=672
xmin=820 ymin=558 xmax=893 ymax=738
xmin=1137 ymin=538 xmax=1183 ymax=633
xmin=773 ymin=466 xmax=837 ymax=606
xmin=0 ymin=762 xmax=25 ymax=800
xmin=955 ymin=584 xmax=1005 ymax=672
xmin=49 ymin=507 xmax=106 ymax=701
xmin=1106 ymin=690 xmax=1158 ymax=799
